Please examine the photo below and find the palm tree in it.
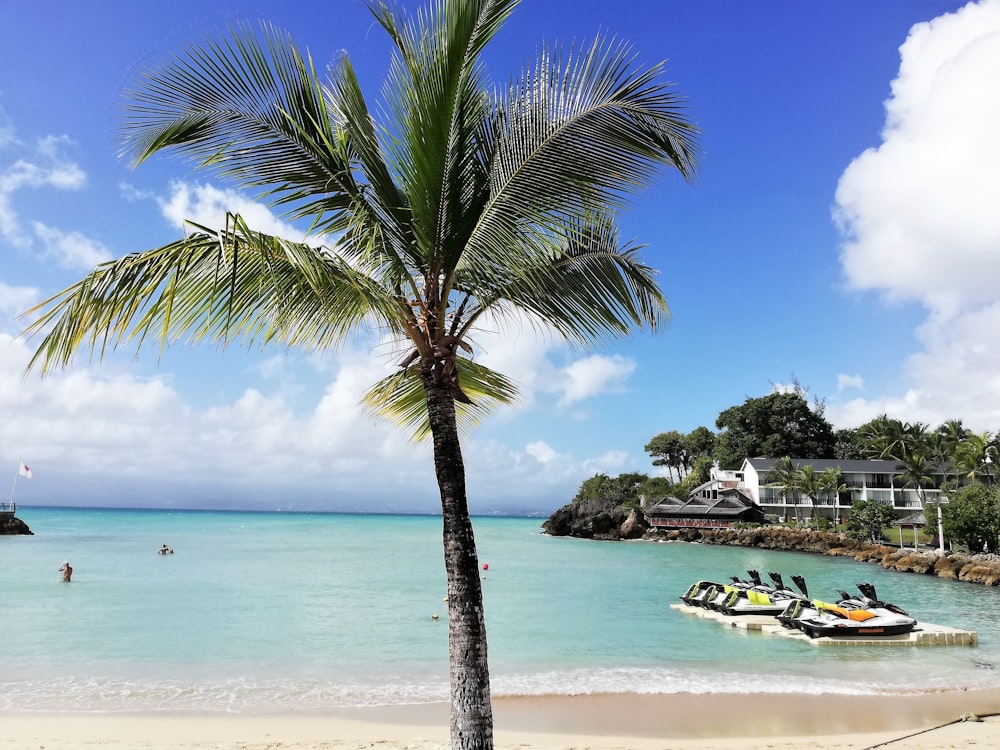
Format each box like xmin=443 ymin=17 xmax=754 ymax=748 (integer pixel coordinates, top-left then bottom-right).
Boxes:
xmin=895 ymin=450 xmax=938 ymax=551
xmin=954 ymin=433 xmax=996 ymax=485
xmin=880 ymin=419 xmax=929 ymax=462
xmin=794 ymin=464 xmax=823 ymax=527
xmin=766 ymin=456 xmax=801 ymax=525
xmin=858 ymin=414 xmax=893 ymax=459
xmin=895 ymin=451 xmax=935 ymax=509
xmin=19 ymin=2 xmax=698 ymax=748
xmin=818 ymin=466 xmax=846 ymax=526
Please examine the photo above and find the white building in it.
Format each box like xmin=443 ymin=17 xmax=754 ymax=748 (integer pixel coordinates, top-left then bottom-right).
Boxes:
xmin=706 ymin=457 xmax=947 ymax=523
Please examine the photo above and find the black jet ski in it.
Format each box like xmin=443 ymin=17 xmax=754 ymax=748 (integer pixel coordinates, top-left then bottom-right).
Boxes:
xmin=680 ymin=570 xmax=761 ymax=609
xmin=784 ymin=582 xmax=916 ymax=638
xmin=717 ymin=572 xmax=809 ymax=616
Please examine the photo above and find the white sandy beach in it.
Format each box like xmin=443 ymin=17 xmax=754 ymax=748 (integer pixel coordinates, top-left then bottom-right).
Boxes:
xmin=4 ymin=690 xmax=1000 ymax=750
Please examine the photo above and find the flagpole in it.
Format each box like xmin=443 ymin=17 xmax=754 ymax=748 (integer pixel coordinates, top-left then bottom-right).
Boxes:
xmin=8 ymin=460 xmax=19 ymax=509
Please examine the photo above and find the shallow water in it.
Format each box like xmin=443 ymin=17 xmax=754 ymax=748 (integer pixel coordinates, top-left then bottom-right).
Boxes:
xmin=2 ymin=507 xmax=998 ymax=713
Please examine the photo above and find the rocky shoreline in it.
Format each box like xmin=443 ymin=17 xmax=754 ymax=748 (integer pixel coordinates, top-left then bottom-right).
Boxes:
xmin=651 ymin=525 xmax=1000 ymax=586
xmin=541 ymin=502 xmax=1000 ymax=587
xmin=0 ymin=516 xmax=33 ymax=535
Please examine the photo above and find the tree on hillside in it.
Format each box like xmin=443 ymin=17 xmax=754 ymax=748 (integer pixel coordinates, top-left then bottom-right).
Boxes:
xmin=574 ymin=473 xmax=650 ymax=507
xmin=685 ymin=426 xmax=716 ymax=468
xmin=21 ymin=3 xmax=698 ymax=747
xmin=644 ymin=430 xmax=686 ymax=482
xmin=713 ymin=391 xmax=836 ymax=469
xmin=645 ymin=426 xmax=716 ymax=480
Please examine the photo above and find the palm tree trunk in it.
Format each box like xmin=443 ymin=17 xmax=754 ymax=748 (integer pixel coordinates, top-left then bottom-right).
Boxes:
xmin=425 ymin=382 xmax=494 ymax=750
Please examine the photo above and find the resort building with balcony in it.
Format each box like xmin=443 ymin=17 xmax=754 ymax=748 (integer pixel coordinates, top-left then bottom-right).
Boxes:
xmin=641 ymin=457 xmax=949 ymax=530
xmin=731 ymin=457 xmax=946 ymax=523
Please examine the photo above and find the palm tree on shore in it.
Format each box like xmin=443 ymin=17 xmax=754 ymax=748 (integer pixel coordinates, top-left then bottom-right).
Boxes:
xmin=818 ymin=466 xmax=846 ymax=526
xmin=895 ymin=451 xmax=935 ymax=511
xmin=795 ymin=464 xmax=823 ymax=527
xmin=766 ymin=456 xmax=802 ymax=525
xmin=20 ymin=2 xmax=698 ymax=748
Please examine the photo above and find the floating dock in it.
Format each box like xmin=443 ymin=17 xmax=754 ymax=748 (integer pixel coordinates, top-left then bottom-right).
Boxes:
xmin=669 ymin=603 xmax=977 ymax=647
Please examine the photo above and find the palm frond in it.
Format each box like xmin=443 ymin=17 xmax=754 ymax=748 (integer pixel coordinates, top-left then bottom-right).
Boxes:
xmin=120 ymin=21 xmax=356 ymax=215
xmin=22 ymin=215 xmax=400 ymax=374
xmin=455 ymin=213 xmax=668 ymax=346
xmin=373 ymin=0 xmax=517 ymax=275
xmin=362 ymin=356 xmax=518 ymax=440
xmin=472 ymin=34 xmax=698 ymax=256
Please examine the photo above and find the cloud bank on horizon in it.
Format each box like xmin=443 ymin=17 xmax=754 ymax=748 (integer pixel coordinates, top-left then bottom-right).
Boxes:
xmin=2 ymin=0 xmax=999 ymax=512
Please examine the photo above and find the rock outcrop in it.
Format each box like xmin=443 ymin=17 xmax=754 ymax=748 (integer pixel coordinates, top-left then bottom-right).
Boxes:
xmin=0 ymin=516 xmax=33 ymax=535
xmin=542 ymin=498 xmax=649 ymax=541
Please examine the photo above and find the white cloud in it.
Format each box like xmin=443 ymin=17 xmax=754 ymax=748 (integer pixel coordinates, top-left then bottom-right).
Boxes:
xmin=525 ymin=440 xmax=558 ymax=464
xmin=553 ymin=354 xmax=636 ymax=407
xmin=0 ymin=283 xmax=38 ymax=329
xmin=837 ymin=374 xmax=864 ymax=391
xmin=159 ymin=181 xmax=306 ymax=241
xmin=0 ymin=328 xmax=611 ymax=513
xmin=581 ymin=449 xmax=630 ymax=475
xmin=829 ymin=0 xmax=1000 ymax=431
xmin=31 ymin=222 xmax=113 ymax=269
xmin=0 ymin=131 xmax=85 ymax=248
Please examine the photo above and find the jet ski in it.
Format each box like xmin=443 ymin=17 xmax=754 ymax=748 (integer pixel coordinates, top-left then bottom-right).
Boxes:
xmin=783 ymin=582 xmax=916 ymax=638
xmin=680 ymin=570 xmax=761 ymax=609
xmin=717 ymin=571 xmax=809 ymax=616
xmin=703 ymin=570 xmax=772 ymax=611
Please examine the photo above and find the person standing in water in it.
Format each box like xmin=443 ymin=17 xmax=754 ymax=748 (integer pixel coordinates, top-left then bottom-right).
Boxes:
xmin=58 ymin=561 xmax=72 ymax=582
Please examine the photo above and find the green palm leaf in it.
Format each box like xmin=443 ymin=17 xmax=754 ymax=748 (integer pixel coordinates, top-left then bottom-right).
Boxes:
xmin=23 ymin=214 xmax=399 ymax=373
xmin=363 ymin=357 xmax=517 ymax=440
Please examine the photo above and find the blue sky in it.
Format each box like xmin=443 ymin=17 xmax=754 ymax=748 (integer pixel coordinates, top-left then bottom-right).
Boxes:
xmin=2 ymin=0 xmax=999 ymax=515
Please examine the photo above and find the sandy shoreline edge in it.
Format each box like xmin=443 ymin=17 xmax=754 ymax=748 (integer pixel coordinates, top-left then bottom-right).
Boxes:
xmin=4 ymin=689 xmax=1000 ymax=749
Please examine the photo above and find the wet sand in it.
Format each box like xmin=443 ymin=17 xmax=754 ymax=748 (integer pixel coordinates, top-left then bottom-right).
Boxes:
xmin=3 ymin=688 xmax=1000 ymax=749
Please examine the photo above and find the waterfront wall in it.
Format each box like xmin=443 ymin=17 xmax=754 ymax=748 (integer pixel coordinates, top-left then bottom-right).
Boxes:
xmin=645 ymin=526 xmax=1000 ymax=587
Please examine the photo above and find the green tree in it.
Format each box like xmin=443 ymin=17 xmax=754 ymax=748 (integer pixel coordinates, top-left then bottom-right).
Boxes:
xmin=21 ymin=3 xmax=698 ymax=747
xmin=713 ymin=390 xmax=836 ymax=469
xmin=936 ymin=484 xmax=1000 ymax=553
xmin=639 ymin=476 xmax=675 ymax=501
xmin=848 ymin=499 xmax=897 ymax=543
xmin=573 ymin=472 xmax=650 ymax=509
xmin=895 ymin=451 xmax=935 ymax=510
xmin=856 ymin=414 xmax=893 ymax=459
xmin=765 ymin=456 xmax=802 ymax=524
xmin=685 ymin=426 xmax=716 ymax=470
xmin=678 ymin=454 xmax=713 ymax=495
xmin=954 ymin=433 xmax=998 ymax=485
xmin=818 ymin=466 xmax=847 ymax=525
xmin=795 ymin=464 xmax=823 ymax=526
xmin=833 ymin=427 xmax=866 ymax=460
xmin=644 ymin=430 xmax=686 ymax=482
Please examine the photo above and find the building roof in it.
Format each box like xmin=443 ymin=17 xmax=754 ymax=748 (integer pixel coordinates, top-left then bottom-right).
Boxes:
xmin=646 ymin=490 xmax=762 ymax=518
xmin=743 ymin=457 xmax=948 ymax=474
xmin=895 ymin=511 xmax=927 ymax=527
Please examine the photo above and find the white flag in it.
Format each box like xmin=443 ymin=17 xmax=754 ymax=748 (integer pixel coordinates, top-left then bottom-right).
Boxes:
xmin=18 ymin=462 xmax=32 ymax=479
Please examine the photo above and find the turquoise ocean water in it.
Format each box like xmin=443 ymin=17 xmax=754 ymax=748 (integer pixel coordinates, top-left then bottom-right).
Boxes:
xmin=2 ymin=506 xmax=1000 ymax=714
